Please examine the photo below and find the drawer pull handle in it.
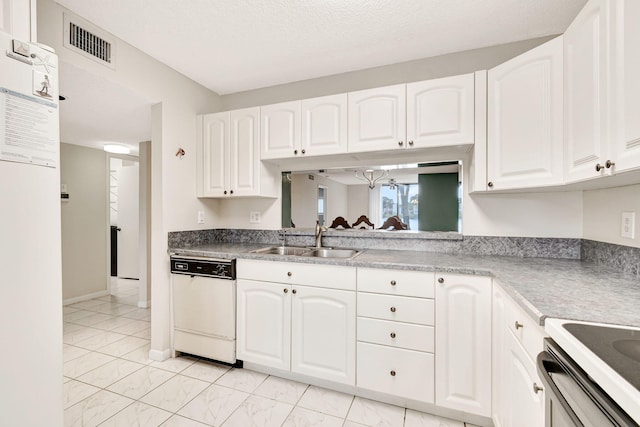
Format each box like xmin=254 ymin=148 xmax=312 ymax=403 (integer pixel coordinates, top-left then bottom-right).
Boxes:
xmin=390 ymin=332 xmax=396 ymax=338
xmin=287 ymin=272 xmax=292 ymax=277
xmin=515 ymin=321 xmax=523 ymax=330
xmin=390 ymin=370 xmax=396 ymax=376
xmin=283 ymin=288 xmax=288 ymax=293
xmin=390 ymin=280 xmax=396 ymax=286
xmin=292 ymin=289 xmax=297 ymax=294
xmin=533 ymin=383 xmax=543 ymax=394
xmin=390 ymin=307 xmax=396 ymax=313
xmin=437 ymin=277 xmax=444 ymax=284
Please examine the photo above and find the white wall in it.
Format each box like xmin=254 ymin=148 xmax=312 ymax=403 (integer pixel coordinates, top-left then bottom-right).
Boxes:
xmin=60 ymin=143 xmax=108 ymax=301
xmin=291 ymin=173 xmax=349 ymax=228
xmin=583 ymin=184 xmax=640 ymax=248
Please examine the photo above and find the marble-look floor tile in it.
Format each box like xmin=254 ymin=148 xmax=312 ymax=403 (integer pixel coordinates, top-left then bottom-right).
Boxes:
xmin=281 ymin=407 xmax=343 ymax=427
xmin=99 ymin=401 xmax=172 ymax=427
xmin=92 ymin=316 xmax=137 ymax=331
xmin=107 ymin=366 xmax=176 ymax=400
xmin=64 ymin=306 xmax=81 ymax=314
xmin=346 ymin=397 xmax=405 ymax=427
xmin=72 ymin=312 xmax=114 ymax=327
xmin=253 ymin=376 xmax=308 ymax=405
xmin=63 ymin=344 xmax=91 ymax=363
xmin=73 ymin=330 xmax=128 ymax=351
xmin=342 ymin=422 xmax=368 ymax=427
xmin=122 ymin=308 xmax=152 ymax=320
xmin=161 ymin=415 xmax=210 ymax=427
xmin=177 ymin=383 xmax=249 ymax=426
xmin=91 ymin=302 xmax=124 ymax=314
xmin=215 ymin=368 xmax=268 ymax=393
xmin=97 ymin=335 xmax=149 ymax=357
xmin=150 ymin=356 xmax=197 ymax=373
xmin=112 ymin=319 xmax=150 ymax=335
xmin=140 ymin=374 xmax=210 ymax=413
xmin=121 ymin=343 xmax=153 ymax=365
xmin=404 ymin=410 xmax=464 ymax=427
xmin=64 ymin=390 xmax=132 ymax=427
xmin=76 ymin=358 xmax=144 ymax=388
xmin=63 ymin=351 xmax=116 ymax=378
xmin=181 ymin=360 xmax=230 ymax=383
xmin=63 ymin=326 xmax=103 ymax=345
xmin=63 ymin=310 xmax=97 ymax=323
xmin=63 ymin=380 xmax=100 ymax=409
xmin=133 ymin=326 xmax=151 ymax=339
xmin=221 ymin=394 xmax=293 ymax=427
xmin=68 ymin=299 xmax=108 ymax=310
xmin=297 ymin=385 xmax=354 ymax=418
xmin=110 ymin=304 xmax=141 ymax=316
xmin=63 ymin=322 xmax=85 ymax=333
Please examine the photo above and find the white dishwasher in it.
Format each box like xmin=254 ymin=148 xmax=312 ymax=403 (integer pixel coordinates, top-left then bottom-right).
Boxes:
xmin=170 ymin=255 xmax=238 ymax=365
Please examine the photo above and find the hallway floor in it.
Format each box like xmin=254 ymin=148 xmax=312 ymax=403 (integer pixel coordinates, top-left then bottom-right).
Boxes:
xmin=63 ymin=279 xmax=479 ymax=427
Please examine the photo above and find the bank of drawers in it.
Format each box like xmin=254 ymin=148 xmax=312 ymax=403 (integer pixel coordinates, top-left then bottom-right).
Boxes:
xmin=356 ymin=268 xmax=435 ymax=403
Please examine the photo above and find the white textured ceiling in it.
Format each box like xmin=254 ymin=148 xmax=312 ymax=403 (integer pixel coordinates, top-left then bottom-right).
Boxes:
xmin=53 ymin=0 xmax=586 ymax=95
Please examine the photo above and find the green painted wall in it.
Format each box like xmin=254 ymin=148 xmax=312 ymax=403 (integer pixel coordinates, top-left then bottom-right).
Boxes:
xmin=418 ymin=173 xmax=459 ymax=231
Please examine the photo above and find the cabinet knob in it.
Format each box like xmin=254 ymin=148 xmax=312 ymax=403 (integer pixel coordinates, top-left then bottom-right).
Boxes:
xmin=301 ymin=149 xmax=306 ymax=154
xmin=408 ymin=140 xmax=414 ymax=146
xmin=390 ymin=306 xmax=396 ymax=313
xmin=292 ymin=289 xmax=297 ymax=294
xmin=595 ymin=163 xmax=604 ymax=172
xmin=390 ymin=332 xmax=396 ymax=338
xmin=390 ymin=280 xmax=396 ymax=286
xmin=283 ymin=288 xmax=288 ymax=293
xmin=294 ymin=150 xmax=298 ymax=155
xmin=230 ymin=190 xmax=234 ymax=194
xmin=515 ymin=321 xmax=523 ymax=330
xmin=533 ymin=383 xmax=543 ymax=394
xmin=287 ymin=272 xmax=292 ymax=277
xmin=606 ymin=159 xmax=615 ymax=169
xmin=390 ymin=370 xmax=396 ymax=377
xmin=437 ymin=277 xmax=444 ymax=284
xmin=487 ymin=181 xmax=494 ymax=188
xmin=398 ymin=141 xmax=403 ymax=147
xmin=224 ymin=190 xmax=228 ymax=195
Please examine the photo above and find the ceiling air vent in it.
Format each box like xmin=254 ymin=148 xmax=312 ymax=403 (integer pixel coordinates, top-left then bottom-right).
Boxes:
xmin=63 ymin=13 xmax=116 ymax=69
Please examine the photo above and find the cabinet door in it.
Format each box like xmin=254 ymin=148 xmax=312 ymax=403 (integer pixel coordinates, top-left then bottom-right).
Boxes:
xmin=301 ymin=94 xmax=348 ymax=156
xmin=492 ymin=284 xmax=508 ymax=427
xmin=406 ymin=74 xmax=474 ymax=149
xmin=435 ymin=274 xmax=491 ymax=416
xmin=230 ymin=107 xmax=260 ymax=196
xmin=261 ymin=101 xmax=301 ymax=159
xmin=291 ymin=286 xmax=355 ymax=385
xmin=564 ymin=0 xmax=611 ymax=182
xmin=236 ymin=279 xmax=291 ymax=370
xmin=487 ymin=37 xmax=564 ymax=190
xmin=199 ymin=112 xmax=229 ymax=197
xmin=505 ymin=331 xmax=545 ymax=427
xmin=1 ymin=0 xmax=33 ymax=40
xmin=610 ymin=0 xmax=640 ymax=172
xmin=348 ymin=84 xmax=406 ymax=153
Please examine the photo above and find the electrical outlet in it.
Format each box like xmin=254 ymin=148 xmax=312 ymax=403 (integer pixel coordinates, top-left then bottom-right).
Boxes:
xmin=621 ymin=212 xmax=635 ymax=239
xmin=250 ymin=211 xmax=261 ymax=224
xmin=197 ymin=211 xmax=205 ymax=224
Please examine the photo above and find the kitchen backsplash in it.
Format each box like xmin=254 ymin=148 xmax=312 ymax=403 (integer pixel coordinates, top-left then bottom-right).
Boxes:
xmin=581 ymin=239 xmax=640 ymax=277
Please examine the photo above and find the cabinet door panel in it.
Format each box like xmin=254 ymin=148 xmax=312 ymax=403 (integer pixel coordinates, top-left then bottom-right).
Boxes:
xmin=301 ymin=94 xmax=348 ymax=156
xmin=200 ymin=112 xmax=228 ymax=197
xmin=261 ymin=101 xmax=300 ymax=159
xmin=230 ymin=107 xmax=260 ymax=196
xmin=564 ymin=0 xmax=610 ymax=182
xmin=291 ymin=286 xmax=355 ymax=385
xmin=236 ymin=279 xmax=290 ymax=370
xmin=435 ymin=274 xmax=491 ymax=416
xmin=407 ymin=74 xmax=474 ymax=148
xmin=488 ymin=37 xmax=563 ymax=190
xmin=348 ymin=85 xmax=406 ymax=153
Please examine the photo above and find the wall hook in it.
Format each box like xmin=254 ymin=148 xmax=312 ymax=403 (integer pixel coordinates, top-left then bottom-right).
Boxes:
xmin=176 ymin=148 xmax=185 ymax=159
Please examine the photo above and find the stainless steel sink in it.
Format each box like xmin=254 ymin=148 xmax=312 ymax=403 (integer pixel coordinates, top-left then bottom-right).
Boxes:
xmin=251 ymin=246 xmax=360 ymax=259
xmin=302 ymin=248 xmax=361 ymax=259
xmin=252 ymin=246 xmax=311 ymax=256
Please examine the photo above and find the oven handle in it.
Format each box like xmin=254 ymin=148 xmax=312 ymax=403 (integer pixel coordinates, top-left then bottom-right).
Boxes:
xmin=536 ymin=351 xmax=583 ymax=426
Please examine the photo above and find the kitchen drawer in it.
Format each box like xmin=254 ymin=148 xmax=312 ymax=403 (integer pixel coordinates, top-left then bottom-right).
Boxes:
xmin=499 ymin=283 xmax=545 ymax=361
xmin=237 ymin=259 xmax=356 ymax=291
xmin=357 ymin=342 xmax=434 ymax=403
xmin=357 ymin=268 xmax=434 ymax=298
xmin=357 ymin=317 xmax=434 ymax=352
xmin=357 ymin=293 xmax=434 ymax=325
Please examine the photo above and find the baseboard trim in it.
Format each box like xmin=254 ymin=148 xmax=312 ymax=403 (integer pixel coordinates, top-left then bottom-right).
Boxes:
xmin=149 ymin=348 xmax=171 ymax=362
xmin=138 ymin=300 xmax=150 ymax=309
xmin=63 ymin=290 xmax=110 ymax=305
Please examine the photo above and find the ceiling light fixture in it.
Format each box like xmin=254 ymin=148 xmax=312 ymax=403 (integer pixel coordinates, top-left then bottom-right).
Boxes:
xmin=354 ymin=169 xmax=389 ymax=189
xmin=103 ymin=144 xmax=130 ymax=154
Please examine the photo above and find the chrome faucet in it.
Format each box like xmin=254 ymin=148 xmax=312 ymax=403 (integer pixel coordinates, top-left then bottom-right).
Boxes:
xmin=315 ymin=221 xmax=328 ymax=248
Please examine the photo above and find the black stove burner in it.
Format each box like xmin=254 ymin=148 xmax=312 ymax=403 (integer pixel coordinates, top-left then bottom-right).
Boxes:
xmin=564 ymin=323 xmax=640 ymax=391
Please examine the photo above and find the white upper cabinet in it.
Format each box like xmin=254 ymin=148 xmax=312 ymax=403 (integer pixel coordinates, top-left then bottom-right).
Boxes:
xmin=348 ymin=84 xmax=406 ymax=153
xmin=610 ymin=0 xmax=640 ymax=173
xmin=229 ymin=108 xmax=261 ymax=196
xmin=487 ymin=37 xmax=564 ymax=190
xmin=564 ymin=0 xmax=611 ymax=183
xmin=1 ymin=0 xmax=35 ymax=41
xmin=406 ymin=73 xmax=475 ymax=149
xmin=300 ymin=94 xmax=348 ymax=157
xmin=261 ymin=101 xmax=301 ymax=159
xmin=198 ymin=112 xmax=228 ymax=197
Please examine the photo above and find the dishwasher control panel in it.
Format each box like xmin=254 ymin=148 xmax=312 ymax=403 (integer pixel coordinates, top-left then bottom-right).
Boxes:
xmin=170 ymin=257 xmax=235 ymax=279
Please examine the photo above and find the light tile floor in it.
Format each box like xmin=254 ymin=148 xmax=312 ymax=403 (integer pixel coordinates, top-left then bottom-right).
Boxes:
xmin=63 ymin=279 xmax=480 ymax=427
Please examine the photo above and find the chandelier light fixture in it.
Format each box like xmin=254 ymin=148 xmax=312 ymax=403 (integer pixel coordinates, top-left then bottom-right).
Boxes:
xmin=354 ymin=169 xmax=389 ymax=189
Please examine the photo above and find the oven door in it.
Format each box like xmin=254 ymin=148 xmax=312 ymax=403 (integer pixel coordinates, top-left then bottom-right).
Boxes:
xmin=537 ymin=339 xmax=638 ymax=427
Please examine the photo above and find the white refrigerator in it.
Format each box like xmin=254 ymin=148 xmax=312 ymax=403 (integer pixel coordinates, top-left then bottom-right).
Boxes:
xmin=0 ymin=30 xmax=63 ymax=425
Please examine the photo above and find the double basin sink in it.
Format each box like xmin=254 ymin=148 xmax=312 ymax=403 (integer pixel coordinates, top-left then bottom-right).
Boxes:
xmin=251 ymin=246 xmax=361 ymax=260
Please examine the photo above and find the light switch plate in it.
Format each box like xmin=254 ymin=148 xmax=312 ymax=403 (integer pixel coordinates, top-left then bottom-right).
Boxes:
xmin=621 ymin=212 xmax=635 ymax=239
xmin=197 ymin=211 xmax=205 ymax=224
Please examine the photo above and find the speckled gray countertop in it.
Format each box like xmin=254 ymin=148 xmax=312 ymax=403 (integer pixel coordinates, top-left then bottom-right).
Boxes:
xmin=169 ymin=243 xmax=640 ymax=328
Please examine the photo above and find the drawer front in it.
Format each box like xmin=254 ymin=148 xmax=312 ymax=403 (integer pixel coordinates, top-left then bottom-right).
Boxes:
xmin=357 ymin=292 xmax=434 ymax=325
xmin=357 ymin=268 xmax=434 ymax=298
xmin=237 ymin=259 xmax=356 ymax=291
xmin=357 ymin=317 xmax=434 ymax=353
xmin=357 ymin=342 xmax=434 ymax=403
xmin=505 ymin=299 xmax=545 ymax=361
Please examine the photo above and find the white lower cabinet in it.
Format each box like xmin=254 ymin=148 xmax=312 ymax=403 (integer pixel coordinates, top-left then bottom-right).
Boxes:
xmin=435 ymin=273 xmax=492 ymax=417
xmin=236 ymin=260 xmax=356 ymax=386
